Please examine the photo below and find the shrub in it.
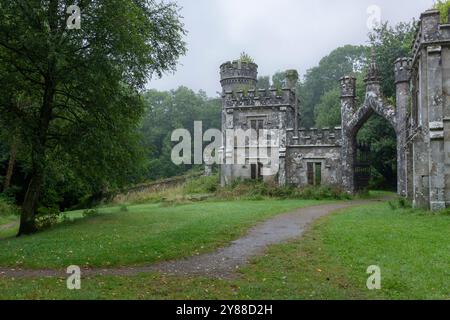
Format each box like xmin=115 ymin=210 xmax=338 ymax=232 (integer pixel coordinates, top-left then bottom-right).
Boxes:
xmin=35 ymin=206 xmax=60 ymax=230
xmin=82 ymin=208 xmax=100 ymax=218
xmin=183 ymin=174 xmax=219 ymax=194
xmin=216 ymin=180 xmax=350 ymax=201
xmin=0 ymin=194 xmax=20 ymax=217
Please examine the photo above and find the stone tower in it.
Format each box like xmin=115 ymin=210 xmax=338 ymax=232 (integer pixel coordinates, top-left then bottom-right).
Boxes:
xmin=219 ymin=60 xmax=258 ymax=93
xmin=219 ymin=58 xmax=299 ymax=186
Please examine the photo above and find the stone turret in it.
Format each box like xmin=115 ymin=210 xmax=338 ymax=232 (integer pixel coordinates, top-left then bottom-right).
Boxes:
xmin=365 ymin=49 xmax=381 ymax=84
xmin=365 ymin=49 xmax=382 ymax=96
xmin=394 ymin=57 xmax=412 ymax=84
xmin=340 ymin=76 xmax=356 ymax=98
xmin=220 ymin=60 xmax=258 ymax=93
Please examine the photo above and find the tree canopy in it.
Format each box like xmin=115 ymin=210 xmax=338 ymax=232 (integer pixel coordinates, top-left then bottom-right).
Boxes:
xmin=0 ymin=0 xmax=186 ymax=235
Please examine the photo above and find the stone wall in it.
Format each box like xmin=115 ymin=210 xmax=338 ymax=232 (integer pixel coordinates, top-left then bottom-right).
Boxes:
xmin=406 ymin=9 xmax=450 ymax=210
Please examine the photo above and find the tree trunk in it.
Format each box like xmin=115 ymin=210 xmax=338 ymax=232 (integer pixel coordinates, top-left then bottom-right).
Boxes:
xmin=17 ymin=0 xmax=58 ymax=236
xmin=18 ymin=169 xmax=43 ymax=235
xmin=3 ymin=137 xmax=18 ymax=191
xmin=17 ymin=83 xmax=55 ymax=236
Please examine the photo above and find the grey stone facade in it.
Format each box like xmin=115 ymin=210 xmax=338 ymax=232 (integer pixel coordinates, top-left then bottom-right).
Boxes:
xmin=404 ymin=9 xmax=450 ymax=210
xmin=219 ymin=9 xmax=450 ymax=211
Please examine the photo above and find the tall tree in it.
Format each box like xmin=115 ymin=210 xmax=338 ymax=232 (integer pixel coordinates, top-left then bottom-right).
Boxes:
xmin=0 ymin=0 xmax=186 ymax=235
xmin=300 ymin=45 xmax=368 ymax=128
xmin=368 ymin=21 xmax=416 ymax=99
xmin=141 ymin=87 xmax=221 ymax=180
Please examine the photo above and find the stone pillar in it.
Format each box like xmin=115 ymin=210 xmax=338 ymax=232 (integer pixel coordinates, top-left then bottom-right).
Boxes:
xmin=394 ymin=58 xmax=412 ymax=197
xmin=340 ymin=76 xmax=357 ymax=193
xmin=286 ymin=70 xmax=300 ymax=144
xmin=442 ymin=47 xmax=450 ymax=208
xmin=427 ymin=46 xmax=446 ymax=210
xmin=278 ymin=107 xmax=288 ymax=186
xmin=413 ymin=50 xmax=430 ymax=209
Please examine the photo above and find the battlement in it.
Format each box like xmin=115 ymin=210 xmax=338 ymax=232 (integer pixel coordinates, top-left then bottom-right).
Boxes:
xmin=223 ymin=88 xmax=296 ymax=108
xmin=220 ymin=60 xmax=258 ymax=93
xmin=412 ymin=9 xmax=450 ymax=63
xmin=296 ymin=127 xmax=342 ymax=146
xmin=394 ymin=57 xmax=412 ymax=83
xmin=340 ymin=76 xmax=356 ymax=98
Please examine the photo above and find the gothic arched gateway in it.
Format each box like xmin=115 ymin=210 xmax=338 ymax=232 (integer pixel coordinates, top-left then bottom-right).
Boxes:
xmin=339 ymin=51 xmax=408 ymax=196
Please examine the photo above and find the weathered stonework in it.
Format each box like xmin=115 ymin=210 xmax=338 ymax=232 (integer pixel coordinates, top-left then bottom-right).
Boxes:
xmin=405 ymin=9 xmax=450 ymax=210
xmin=219 ymin=9 xmax=450 ymax=211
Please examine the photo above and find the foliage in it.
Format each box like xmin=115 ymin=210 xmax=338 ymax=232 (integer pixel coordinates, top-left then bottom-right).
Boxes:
xmin=434 ymin=0 xmax=450 ymax=23
xmin=217 ymin=180 xmax=351 ymax=201
xmin=183 ymin=175 xmax=220 ymax=194
xmin=256 ymin=76 xmax=271 ymax=90
xmin=0 ymin=194 xmax=20 ymax=217
xmin=0 ymin=0 xmax=187 ymax=234
xmin=238 ymin=52 xmax=254 ymax=64
xmin=35 ymin=206 xmax=60 ymax=231
xmin=368 ymin=21 xmax=417 ymax=99
xmin=141 ymin=87 xmax=221 ymax=181
xmin=314 ymin=88 xmax=342 ymax=128
xmin=300 ymin=45 xmax=368 ymax=128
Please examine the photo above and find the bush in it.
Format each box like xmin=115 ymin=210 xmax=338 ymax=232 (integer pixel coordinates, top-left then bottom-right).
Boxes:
xmin=0 ymin=194 xmax=20 ymax=217
xmin=216 ymin=180 xmax=351 ymax=201
xmin=183 ymin=174 xmax=219 ymax=194
xmin=35 ymin=206 xmax=60 ymax=230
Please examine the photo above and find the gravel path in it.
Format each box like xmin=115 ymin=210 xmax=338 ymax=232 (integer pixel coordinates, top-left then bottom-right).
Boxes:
xmin=0 ymin=199 xmax=379 ymax=279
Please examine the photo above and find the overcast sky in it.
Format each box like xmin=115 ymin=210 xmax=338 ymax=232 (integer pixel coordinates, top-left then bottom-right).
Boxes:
xmin=147 ymin=0 xmax=435 ymax=96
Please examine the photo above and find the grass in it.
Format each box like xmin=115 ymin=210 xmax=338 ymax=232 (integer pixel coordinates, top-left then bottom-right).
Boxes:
xmin=0 ymin=200 xmax=449 ymax=300
xmin=0 ymin=215 xmax=18 ymax=226
xmin=0 ymin=199 xmax=330 ymax=269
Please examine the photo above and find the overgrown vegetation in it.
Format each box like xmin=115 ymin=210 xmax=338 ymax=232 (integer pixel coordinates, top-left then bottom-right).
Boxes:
xmin=217 ymin=179 xmax=351 ymax=201
xmin=108 ymin=173 xmax=352 ymax=207
xmin=435 ymin=0 xmax=450 ymax=23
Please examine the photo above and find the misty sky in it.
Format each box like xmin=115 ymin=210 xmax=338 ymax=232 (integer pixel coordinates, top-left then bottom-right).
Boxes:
xmin=148 ymin=0 xmax=435 ymax=96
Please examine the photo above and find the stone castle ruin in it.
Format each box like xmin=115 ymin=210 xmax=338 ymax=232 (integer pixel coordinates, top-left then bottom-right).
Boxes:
xmin=219 ymin=9 xmax=450 ymax=210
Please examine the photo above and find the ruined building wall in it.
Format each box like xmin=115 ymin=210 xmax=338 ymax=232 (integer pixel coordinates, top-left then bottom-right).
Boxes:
xmin=406 ymin=9 xmax=450 ymax=210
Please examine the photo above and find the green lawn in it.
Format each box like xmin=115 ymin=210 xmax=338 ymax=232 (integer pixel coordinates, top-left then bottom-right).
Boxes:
xmin=1 ymin=201 xmax=449 ymax=300
xmin=0 ymin=215 xmax=18 ymax=226
xmin=0 ymin=199 xmax=329 ymax=269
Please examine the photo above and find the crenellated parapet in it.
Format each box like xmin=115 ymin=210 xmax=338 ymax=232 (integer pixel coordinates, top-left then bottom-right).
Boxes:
xmin=220 ymin=61 xmax=258 ymax=93
xmin=222 ymin=88 xmax=296 ymax=109
xmin=394 ymin=57 xmax=412 ymax=83
xmin=412 ymin=9 xmax=450 ymax=64
xmin=296 ymin=127 xmax=342 ymax=146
